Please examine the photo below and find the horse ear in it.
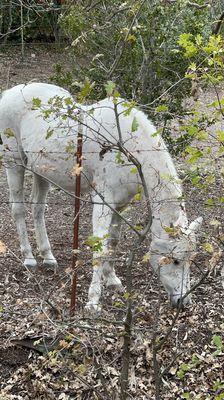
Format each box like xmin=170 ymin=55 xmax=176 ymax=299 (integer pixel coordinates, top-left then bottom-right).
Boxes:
xmin=186 ymin=217 xmax=203 ymax=236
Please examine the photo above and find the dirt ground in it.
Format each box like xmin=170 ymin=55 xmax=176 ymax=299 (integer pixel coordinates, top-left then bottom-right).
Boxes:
xmin=0 ymin=44 xmax=223 ymax=400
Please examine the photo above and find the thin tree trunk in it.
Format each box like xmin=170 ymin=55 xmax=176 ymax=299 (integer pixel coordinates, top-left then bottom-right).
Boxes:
xmin=3 ymin=0 xmax=13 ymax=45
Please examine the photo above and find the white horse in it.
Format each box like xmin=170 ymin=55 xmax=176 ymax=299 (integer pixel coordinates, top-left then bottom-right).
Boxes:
xmin=0 ymin=83 xmax=202 ymax=313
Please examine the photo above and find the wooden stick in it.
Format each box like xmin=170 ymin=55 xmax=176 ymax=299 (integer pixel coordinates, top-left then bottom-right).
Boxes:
xmin=70 ymin=112 xmax=83 ymax=315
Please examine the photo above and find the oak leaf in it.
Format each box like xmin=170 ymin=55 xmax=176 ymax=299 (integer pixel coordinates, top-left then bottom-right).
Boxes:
xmin=0 ymin=241 xmax=6 ymax=254
xmin=71 ymin=164 xmax=83 ymax=176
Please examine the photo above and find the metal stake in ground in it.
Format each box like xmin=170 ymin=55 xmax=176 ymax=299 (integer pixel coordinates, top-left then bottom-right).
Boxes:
xmin=70 ymin=112 xmax=83 ymax=316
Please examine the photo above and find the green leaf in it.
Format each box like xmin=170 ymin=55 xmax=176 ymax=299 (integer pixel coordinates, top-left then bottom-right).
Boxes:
xmin=115 ymin=151 xmax=125 ymax=165
xmin=134 ymin=186 xmax=142 ymax=201
xmin=195 ymin=34 xmax=202 ymax=46
xmin=4 ymin=128 xmax=14 ymax=138
xmin=195 ymin=130 xmax=208 ymax=140
xmin=214 ymin=393 xmax=224 ymax=400
xmin=65 ymin=141 xmax=76 ymax=154
xmin=32 ymin=97 xmax=42 ymax=108
xmin=104 ymin=81 xmax=116 ymax=97
xmin=189 ymin=62 xmax=197 ymax=71
xmin=186 ymin=147 xmax=203 ymax=164
xmin=182 ymin=393 xmax=190 ymax=400
xmin=134 ymin=223 xmax=143 ymax=231
xmin=185 ymin=72 xmax=197 ymax=80
xmin=45 ymin=128 xmax=54 ymax=140
xmin=191 ymin=354 xmax=200 ymax=365
xmin=178 ymin=33 xmax=198 ymax=57
xmin=64 ymin=97 xmax=73 ymax=106
xmin=177 ymin=363 xmax=191 ymax=379
xmin=191 ymin=174 xmax=201 ymax=185
xmin=85 ymin=236 xmax=103 ymax=252
xmin=142 ymin=252 xmax=150 ymax=262
xmin=163 ymin=226 xmax=180 ymax=237
xmin=217 ymin=130 xmax=224 ymax=142
xmin=42 ymin=109 xmax=53 ymax=119
xmin=131 ymin=116 xmax=139 ymax=132
xmin=164 ymin=226 xmax=175 ymax=234
xmin=123 ymin=292 xmax=131 ymax=299
xmin=113 ymin=301 xmax=123 ymax=308
xmin=203 ymin=35 xmax=222 ymax=55
xmin=123 ymin=100 xmax=136 ymax=116
xmin=151 ymin=128 xmax=162 ymax=137
xmin=78 ymin=77 xmax=95 ymax=101
xmin=204 ymin=198 xmax=215 ymax=207
xmin=126 ymin=33 xmax=136 ymax=43
xmin=187 ymin=126 xmax=198 ymax=136
xmin=212 ymin=380 xmax=224 ymax=392
xmin=202 ymin=242 xmax=214 ymax=253
xmin=156 ymin=105 xmax=168 ymax=113
xmin=134 ymin=193 xmax=141 ymax=201
xmin=212 ymin=335 xmax=223 ymax=350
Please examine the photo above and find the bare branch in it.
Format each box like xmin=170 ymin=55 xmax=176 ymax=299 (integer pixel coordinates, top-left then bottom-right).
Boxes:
xmin=212 ymin=11 xmax=224 ymax=35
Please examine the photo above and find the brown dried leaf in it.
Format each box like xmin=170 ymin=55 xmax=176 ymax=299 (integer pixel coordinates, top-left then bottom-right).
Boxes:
xmin=40 ymin=164 xmax=56 ymax=172
xmin=0 ymin=240 xmax=6 ymax=254
xmin=71 ymin=164 xmax=83 ymax=176
xmin=209 ymin=247 xmax=222 ymax=268
xmin=159 ymin=256 xmax=172 ymax=266
xmin=58 ymin=340 xmax=70 ymax=349
xmin=170 ymin=366 xmax=178 ymax=375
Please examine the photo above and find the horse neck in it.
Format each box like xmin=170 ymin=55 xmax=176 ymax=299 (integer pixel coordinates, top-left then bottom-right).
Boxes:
xmin=150 ymin=195 xmax=188 ymax=240
xmin=141 ymin=153 xmax=188 ymax=238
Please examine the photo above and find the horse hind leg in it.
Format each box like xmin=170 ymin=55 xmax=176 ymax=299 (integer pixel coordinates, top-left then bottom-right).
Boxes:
xmin=6 ymin=166 xmax=37 ymax=268
xmin=31 ymin=174 xmax=57 ymax=268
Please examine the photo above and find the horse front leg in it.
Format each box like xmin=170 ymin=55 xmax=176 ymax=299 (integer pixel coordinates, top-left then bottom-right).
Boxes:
xmin=103 ymin=212 xmax=123 ymax=291
xmin=6 ymin=166 xmax=37 ymax=268
xmin=31 ymin=174 xmax=57 ymax=268
xmin=86 ymin=200 xmax=123 ymax=314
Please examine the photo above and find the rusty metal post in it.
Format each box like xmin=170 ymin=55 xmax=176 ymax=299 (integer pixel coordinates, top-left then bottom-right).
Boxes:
xmin=70 ymin=112 xmax=83 ymax=316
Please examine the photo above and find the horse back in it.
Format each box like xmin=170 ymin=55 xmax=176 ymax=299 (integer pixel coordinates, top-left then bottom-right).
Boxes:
xmin=0 ymin=83 xmax=73 ymax=164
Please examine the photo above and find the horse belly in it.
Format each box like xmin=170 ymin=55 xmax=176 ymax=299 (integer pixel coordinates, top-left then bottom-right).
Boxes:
xmin=27 ymin=150 xmax=92 ymax=193
xmin=20 ymin=115 xmax=93 ymax=193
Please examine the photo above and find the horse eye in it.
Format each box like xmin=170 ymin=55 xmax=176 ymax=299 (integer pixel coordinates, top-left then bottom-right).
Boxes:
xmin=173 ymin=259 xmax=180 ymax=265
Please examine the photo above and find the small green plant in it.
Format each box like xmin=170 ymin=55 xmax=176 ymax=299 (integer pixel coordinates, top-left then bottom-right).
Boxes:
xmin=212 ymin=335 xmax=224 ymax=356
xmin=177 ymin=353 xmax=201 ymax=380
xmin=177 ymin=335 xmax=224 ymax=399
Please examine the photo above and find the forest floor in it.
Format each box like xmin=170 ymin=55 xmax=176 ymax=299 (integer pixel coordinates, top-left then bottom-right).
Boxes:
xmin=0 ymin=44 xmax=223 ymax=400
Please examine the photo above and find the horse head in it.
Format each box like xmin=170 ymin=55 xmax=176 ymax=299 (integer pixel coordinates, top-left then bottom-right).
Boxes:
xmin=150 ymin=217 xmax=203 ymax=307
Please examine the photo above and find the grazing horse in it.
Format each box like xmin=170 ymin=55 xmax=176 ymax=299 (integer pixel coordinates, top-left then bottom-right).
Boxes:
xmin=0 ymin=83 xmax=202 ymax=313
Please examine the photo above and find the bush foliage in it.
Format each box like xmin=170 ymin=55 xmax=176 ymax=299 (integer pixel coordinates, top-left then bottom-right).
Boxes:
xmin=58 ymin=1 xmax=216 ymax=105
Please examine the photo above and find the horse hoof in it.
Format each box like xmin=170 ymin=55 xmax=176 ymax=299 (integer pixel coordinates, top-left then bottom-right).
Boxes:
xmin=24 ymin=258 xmax=37 ymax=269
xmin=107 ymin=283 xmax=124 ymax=293
xmin=85 ymin=302 xmax=102 ymax=316
xmin=43 ymin=258 xmax=58 ymax=269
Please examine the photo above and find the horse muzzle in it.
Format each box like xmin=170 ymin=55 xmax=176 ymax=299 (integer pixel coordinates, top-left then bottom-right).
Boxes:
xmin=170 ymin=293 xmax=192 ymax=308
